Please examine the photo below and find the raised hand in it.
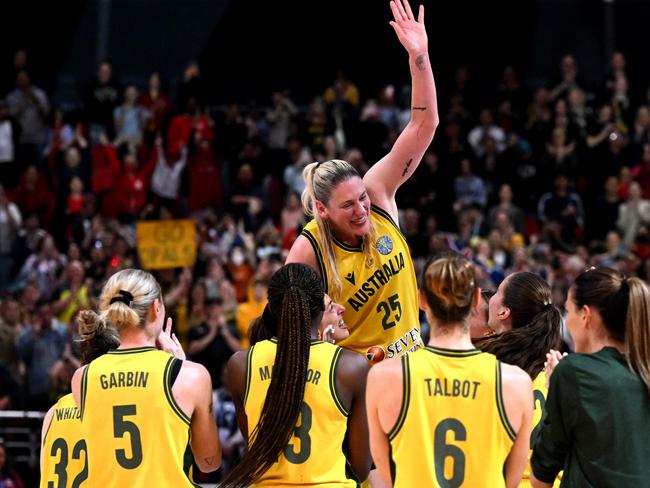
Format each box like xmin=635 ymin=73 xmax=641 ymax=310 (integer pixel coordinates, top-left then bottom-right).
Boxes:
xmin=544 ymin=349 xmax=568 ymax=388
xmin=157 ymin=317 xmax=186 ymax=360
xmin=389 ymin=0 xmax=428 ymax=57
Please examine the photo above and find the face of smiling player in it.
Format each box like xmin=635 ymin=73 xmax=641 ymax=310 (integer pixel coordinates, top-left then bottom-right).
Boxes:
xmin=320 ymin=294 xmax=349 ymax=343
xmin=315 ymin=177 xmax=370 ymax=245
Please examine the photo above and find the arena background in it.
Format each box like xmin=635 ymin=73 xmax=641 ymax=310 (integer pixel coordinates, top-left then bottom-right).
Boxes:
xmin=2 ymin=0 xmax=650 ymax=106
xmin=2 ymin=0 xmax=650 ymax=486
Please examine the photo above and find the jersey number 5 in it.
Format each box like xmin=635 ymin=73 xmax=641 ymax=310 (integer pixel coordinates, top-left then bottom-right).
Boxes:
xmin=48 ymin=438 xmax=88 ymax=488
xmin=113 ymin=404 xmax=143 ymax=469
xmin=377 ymin=293 xmax=402 ymax=330
xmin=284 ymin=402 xmax=312 ymax=464
xmin=434 ymin=418 xmax=466 ymax=488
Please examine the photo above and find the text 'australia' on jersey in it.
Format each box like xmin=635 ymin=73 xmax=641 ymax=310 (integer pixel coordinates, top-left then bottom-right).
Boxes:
xmin=302 ymin=205 xmax=421 ymax=360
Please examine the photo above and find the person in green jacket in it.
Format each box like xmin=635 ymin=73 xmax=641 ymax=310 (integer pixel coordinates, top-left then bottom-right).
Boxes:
xmin=531 ymin=266 xmax=650 ymax=488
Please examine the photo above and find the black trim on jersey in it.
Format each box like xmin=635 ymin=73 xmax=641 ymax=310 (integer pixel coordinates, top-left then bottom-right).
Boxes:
xmin=107 ymin=346 xmax=156 ymax=355
xmin=268 ymin=337 xmax=323 ymax=345
xmin=371 ymin=204 xmax=400 ymax=232
xmin=80 ymin=365 xmax=89 ymax=419
xmin=329 ymin=346 xmax=349 ymax=417
xmin=424 ymin=346 xmax=483 ymax=358
xmin=371 ymin=204 xmax=413 ymax=246
xmin=182 ymin=437 xmax=200 ymax=487
xmin=332 ymin=234 xmax=362 ymax=253
xmin=43 ymin=400 xmax=57 ymax=444
xmin=388 ymin=442 xmax=397 ymax=486
xmin=243 ymin=347 xmax=253 ymax=406
xmin=496 ymin=361 xmax=516 ymax=441
xmin=164 ymin=357 xmax=191 ymax=425
xmin=301 ymin=229 xmax=329 ymax=293
xmin=388 ymin=355 xmax=411 ymax=441
xmin=170 ymin=357 xmax=182 ymax=385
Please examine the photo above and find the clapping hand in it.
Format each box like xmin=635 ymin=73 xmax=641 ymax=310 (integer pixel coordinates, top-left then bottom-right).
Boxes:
xmin=544 ymin=349 xmax=568 ymax=388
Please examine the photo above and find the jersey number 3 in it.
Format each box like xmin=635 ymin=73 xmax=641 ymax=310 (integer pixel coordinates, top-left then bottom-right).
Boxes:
xmin=284 ymin=402 xmax=312 ymax=464
xmin=48 ymin=438 xmax=88 ymax=488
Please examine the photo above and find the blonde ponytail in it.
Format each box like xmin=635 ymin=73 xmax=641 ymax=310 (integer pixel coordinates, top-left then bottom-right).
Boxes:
xmin=300 ymin=162 xmax=319 ymax=217
xmin=625 ymin=278 xmax=650 ymax=393
xmin=98 ymin=269 xmax=162 ymax=332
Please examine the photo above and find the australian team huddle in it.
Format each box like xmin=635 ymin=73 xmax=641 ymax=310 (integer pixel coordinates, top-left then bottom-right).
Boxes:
xmin=39 ymin=1 xmax=650 ymax=487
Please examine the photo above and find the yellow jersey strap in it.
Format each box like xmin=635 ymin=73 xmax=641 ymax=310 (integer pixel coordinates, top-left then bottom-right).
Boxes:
xmin=243 ymin=347 xmax=254 ymax=406
xmin=301 ymin=228 xmax=329 ymax=292
xmin=164 ymin=357 xmax=190 ymax=425
xmin=80 ymin=365 xmax=89 ymax=420
xmin=388 ymin=355 xmax=411 ymax=441
xmin=328 ymin=347 xmax=348 ymax=417
xmin=495 ymin=361 xmax=517 ymax=441
xmin=370 ymin=204 xmax=402 ymax=235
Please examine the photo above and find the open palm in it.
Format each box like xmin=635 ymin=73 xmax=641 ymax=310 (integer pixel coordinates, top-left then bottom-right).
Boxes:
xmin=389 ymin=0 xmax=428 ymax=55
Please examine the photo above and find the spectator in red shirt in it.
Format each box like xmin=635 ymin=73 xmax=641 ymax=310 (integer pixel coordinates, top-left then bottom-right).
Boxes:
xmin=12 ymin=166 xmax=56 ymax=228
xmin=187 ymin=132 xmax=222 ymax=213
xmin=113 ymin=148 xmax=157 ymax=221
xmin=167 ymin=97 xmax=213 ymax=160
xmin=139 ymin=72 xmax=171 ymax=134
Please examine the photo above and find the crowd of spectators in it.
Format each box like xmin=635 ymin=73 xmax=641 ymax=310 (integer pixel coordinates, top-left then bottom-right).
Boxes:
xmin=1 ymin=47 xmax=650 ymax=481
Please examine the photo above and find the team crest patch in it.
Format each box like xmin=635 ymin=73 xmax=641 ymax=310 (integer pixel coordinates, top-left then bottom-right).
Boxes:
xmin=375 ymin=235 xmax=394 ymax=255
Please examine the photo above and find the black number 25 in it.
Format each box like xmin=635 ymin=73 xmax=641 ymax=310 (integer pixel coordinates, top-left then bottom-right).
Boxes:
xmin=377 ymin=293 xmax=402 ymax=330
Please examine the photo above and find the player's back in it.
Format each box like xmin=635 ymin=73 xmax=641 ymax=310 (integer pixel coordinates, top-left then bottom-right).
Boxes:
xmin=389 ymin=346 xmax=515 ymax=487
xmin=245 ymin=339 xmax=356 ymax=487
xmin=80 ymin=347 xmax=195 ymax=487
xmin=40 ymin=394 xmax=87 ymax=488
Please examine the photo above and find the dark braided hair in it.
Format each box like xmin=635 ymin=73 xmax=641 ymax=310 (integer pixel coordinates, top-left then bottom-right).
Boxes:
xmin=221 ymin=263 xmax=324 ymax=487
xmin=475 ymin=272 xmax=562 ymax=379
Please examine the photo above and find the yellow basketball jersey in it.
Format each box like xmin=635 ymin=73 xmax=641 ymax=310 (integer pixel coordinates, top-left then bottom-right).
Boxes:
xmin=519 ymin=372 xmax=561 ymax=488
xmin=244 ymin=339 xmax=355 ymax=487
xmin=389 ymin=347 xmax=514 ymax=488
xmin=302 ymin=205 xmax=421 ymax=359
xmin=80 ymin=347 xmax=196 ymax=487
xmin=40 ymin=394 xmax=87 ymax=488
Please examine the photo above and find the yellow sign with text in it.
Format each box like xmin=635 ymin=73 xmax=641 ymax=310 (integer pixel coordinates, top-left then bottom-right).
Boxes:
xmin=136 ymin=219 xmax=197 ymax=270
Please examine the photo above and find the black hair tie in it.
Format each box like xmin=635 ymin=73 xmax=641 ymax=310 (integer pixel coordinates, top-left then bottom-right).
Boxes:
xmin=110 ymin=290 xmax=134 ymax=307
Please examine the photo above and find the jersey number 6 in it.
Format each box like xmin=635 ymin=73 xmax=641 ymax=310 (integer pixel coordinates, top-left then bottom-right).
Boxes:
xmin=434 ymin=418 xmax=466 ymax=488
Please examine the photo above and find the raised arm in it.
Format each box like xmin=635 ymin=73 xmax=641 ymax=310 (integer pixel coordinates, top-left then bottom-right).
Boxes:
xmin=363 ymin=0 xmax=439 ymax=221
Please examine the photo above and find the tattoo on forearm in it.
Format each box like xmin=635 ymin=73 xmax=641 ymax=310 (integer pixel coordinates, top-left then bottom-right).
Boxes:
xmin=412 ymin=106 xmax=427 ymax=111
xmin=415 ymin=54 xmax=427 ymax=71
xmin=402 ymin=158 xmax=413 ymax=177
xmin=204 ymin=456 xmax=215 ymax=466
